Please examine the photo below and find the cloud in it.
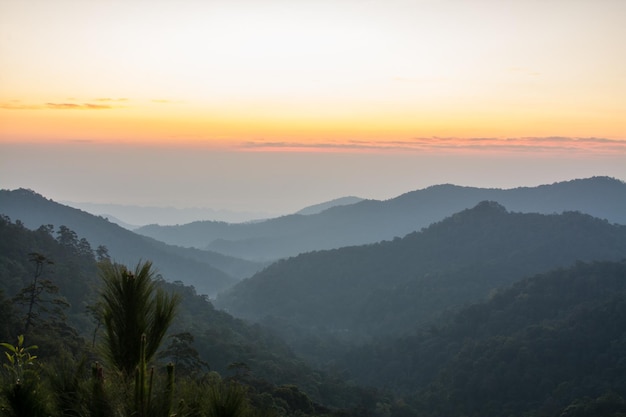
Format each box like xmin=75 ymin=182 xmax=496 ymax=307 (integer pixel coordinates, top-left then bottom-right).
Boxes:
xmin=240 ymin=137 xmax=626 ymax=155
xmin=0 ymin=101 xmax=121 ymax=110
xmin=46 ymin=102 xmax=113 ymax=110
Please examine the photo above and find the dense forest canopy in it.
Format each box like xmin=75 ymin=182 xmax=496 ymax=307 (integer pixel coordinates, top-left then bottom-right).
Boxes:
xmin=352 ymin=260 xmax=626 ymax=417
xmin=216 ymin=202 xmax=626 ymax=344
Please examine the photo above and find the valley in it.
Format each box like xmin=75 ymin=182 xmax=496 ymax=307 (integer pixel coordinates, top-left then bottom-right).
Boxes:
xmin=1 ymin=176 xmax=625 ymax=416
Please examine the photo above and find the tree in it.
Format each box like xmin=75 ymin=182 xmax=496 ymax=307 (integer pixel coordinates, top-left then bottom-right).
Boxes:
xmin=12 ymin=253 xmax=68 ymax=334
xmin=98 ymin=260 xmax=180 ymax=376
xmin=159 ymin=332 xmax=209 ymax=377
xmin=95 ymin=245 xmax=110 ymax=262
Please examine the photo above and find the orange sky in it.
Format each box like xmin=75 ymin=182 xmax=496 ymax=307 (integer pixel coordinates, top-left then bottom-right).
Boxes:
xmin=2 ymin=0 xmax=625 ymax=148
xmin=1 ymin=0 xmax=625 ymax=211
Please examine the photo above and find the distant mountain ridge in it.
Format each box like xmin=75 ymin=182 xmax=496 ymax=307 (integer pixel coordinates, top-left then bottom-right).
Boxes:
xmin=215 ymin=201 xmax=626 ymax=341
xmin=63 ymin=201 xmax=277 ymax=226
xmin=136 ymin=176 xmax=626 ymax=261
xmin=0 ymin=189 xmax=266 ymax=296
xmin=295 ymin=196 xmax=364 ymax=215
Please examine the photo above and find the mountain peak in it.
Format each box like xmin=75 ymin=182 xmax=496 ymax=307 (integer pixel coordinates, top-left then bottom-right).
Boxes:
xmin=471 ymin=200 xmax=507 ymax=212
xmin=443 ymin=200 xmax=508 ymax=225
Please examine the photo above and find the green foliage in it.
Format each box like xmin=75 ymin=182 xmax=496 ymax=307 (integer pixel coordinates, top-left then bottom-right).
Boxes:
xmin=217 ymin=203 xmax=626 ymax=362
xmin=0 ymin=215 xmax=98 ymax=344
xmin=44 ymin=352 xmax=92 ymax=417
xmin=1 ymin=381 xmax=54 ymax=417
xmin=159 ymin=332 xmax=209 ymax=377
xmin=0 ymin=216 xmax=384 ymax=415
xmin=340 ymin=260 xmax=626 ymax=417
xmin=272 ymin=384 xmax=315 ymax=415
xmin=0 ymin=291 xmax=16 ymax=346
xmin=134 ymin=334 xmax=151 ymax=417
xmin=0 ymin=335 xmax=38 ymax=385
xmin=0 ymin=335 xmax=53 ymax=417
xmin=12 ymin=252 xmax=69 ymax=334
xmin=205 ymin=380 xmax=251 ymax=417
xmin=6 ymin=215 xmax=622 ymax=416
xmin=89 ymin=361 xmax=112 ymax=417
xmin=98 ymin=260 xmax=181 ymax=376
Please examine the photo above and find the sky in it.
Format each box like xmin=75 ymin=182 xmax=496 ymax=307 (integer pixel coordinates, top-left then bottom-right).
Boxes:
xmin=1 ymin=0 xmax=625 ymax=215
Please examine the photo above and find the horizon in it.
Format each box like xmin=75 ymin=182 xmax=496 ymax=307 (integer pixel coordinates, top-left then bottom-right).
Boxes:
xmin=2 ymin=172 xmax=624 ymax=218
xmin=2 ymin=140 xmax=626 ymax=215
xmin=1 ymin=0 xmax=625 ymax=213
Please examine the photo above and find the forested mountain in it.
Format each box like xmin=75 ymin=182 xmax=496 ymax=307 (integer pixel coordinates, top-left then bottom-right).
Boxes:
xmin=0 ymin=189 xmax=266 ymax=296
xmin=135 ymin=176 xmax=626 ymax=261
xmin=0 ymin=215 xmax=388 ymax=415
xmin=216 ymin=202 xmax=626 ymax=344
xmin=3 ymin=195 xmax=626 ymax=416
xmin=342 ymin=260 xmax=626 ymax=417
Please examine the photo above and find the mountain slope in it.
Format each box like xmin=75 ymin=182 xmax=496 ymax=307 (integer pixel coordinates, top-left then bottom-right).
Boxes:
xmin=136 ymin=176 xmax=626 ymax=261
xmin=0 ymin=215 xmax=375 ymax=411
xmin=215 ymin=202 xmax=626 ymax=339
xmin=348 ymin=260 xmax=626 ymax=416
xmin=0 ymin=189 xmax=264 ymax=296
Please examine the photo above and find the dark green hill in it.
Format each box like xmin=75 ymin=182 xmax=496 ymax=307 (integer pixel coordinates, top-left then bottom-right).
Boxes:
xmin=0 ymin=214 xmax=99 ymax=339
xmin=0 ymin=216 xmax=377 ymax=412
xmin=216 ymin=202 xmax=626 ymax=341
xmin=343 ymin=260 xmax=626 ymax=417
xmin=0 ymin=189 xmax=266 ymax=296
xmin=135 ymin=176 xmax=626 ymax=261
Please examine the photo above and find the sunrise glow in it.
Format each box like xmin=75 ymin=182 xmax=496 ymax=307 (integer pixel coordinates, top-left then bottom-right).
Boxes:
xmin=2 ymin=0 xmax=625 ymax=152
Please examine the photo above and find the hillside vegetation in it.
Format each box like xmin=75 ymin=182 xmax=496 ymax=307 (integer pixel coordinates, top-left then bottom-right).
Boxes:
xmin=0 ymin=189 xmax=266 ymax=296
xmin=3 ymin=214 xmax=626 ymax=416
xmin=344 ymin=260 xmax=626 ymax=417
xmin=3 ymin=182 xmax=626 ymax=416
xmin=216 ymin=201 xmax=626 ymax=344
xmin=0 ymin=215 xmax=386 ymax=416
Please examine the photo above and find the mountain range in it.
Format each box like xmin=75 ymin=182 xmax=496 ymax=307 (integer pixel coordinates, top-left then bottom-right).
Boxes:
xmin=2 ymin=176 xmax=624 ymax=297
xmin=0 ymin=189 xmax=265 ymax=296
xmin=63 ymin=201 xmax=278 ymax=225
xmin=215 ymin=201 xmax=626 ymax=343
xmin=2 ymin=177 xmax=626 ymax=416
xmin=135 ymin=176 xmax=626 ymax=261
xmin=295 ymin=196 xmax=364 ymax=215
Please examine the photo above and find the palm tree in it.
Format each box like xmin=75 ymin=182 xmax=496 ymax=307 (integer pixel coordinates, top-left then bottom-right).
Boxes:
xmin=98 ymin=260 xmax=180 ymax=376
